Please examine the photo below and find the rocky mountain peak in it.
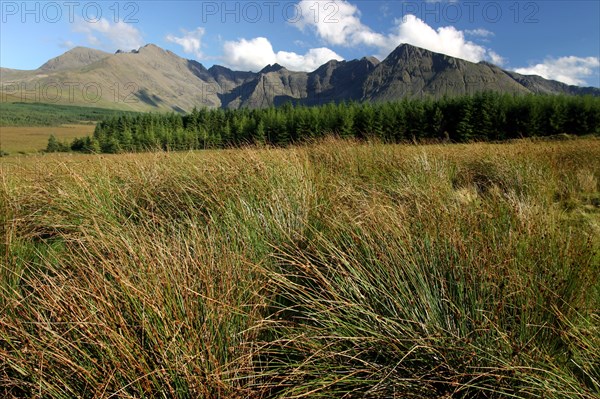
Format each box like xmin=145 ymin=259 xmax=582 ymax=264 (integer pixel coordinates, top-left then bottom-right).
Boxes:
xmin=260 ymin=63 xmax=286 ymax=74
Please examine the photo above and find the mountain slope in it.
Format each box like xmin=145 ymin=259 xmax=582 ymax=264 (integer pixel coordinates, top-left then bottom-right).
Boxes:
xmin=1 ymin=44 xmax=598 ymax=112
xmin=503 ymin=70 xmax=600 ymax=96
xmin=39 ymin=47 xmax=111 ymax=72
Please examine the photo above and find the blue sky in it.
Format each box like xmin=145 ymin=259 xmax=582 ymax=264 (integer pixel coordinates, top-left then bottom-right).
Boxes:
xmin=1 ymin=1 xmax=599 ymax=86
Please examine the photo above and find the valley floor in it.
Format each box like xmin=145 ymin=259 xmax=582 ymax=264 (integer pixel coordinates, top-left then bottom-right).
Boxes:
xmin=0 ymin=124 xmax=95 ymax=154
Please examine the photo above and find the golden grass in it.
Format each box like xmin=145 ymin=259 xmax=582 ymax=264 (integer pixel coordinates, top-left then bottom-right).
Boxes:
xmin=0 ymin=124 xmax=95 ymax=154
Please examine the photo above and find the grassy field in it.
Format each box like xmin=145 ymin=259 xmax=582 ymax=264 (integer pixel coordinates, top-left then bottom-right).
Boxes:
xmin=0 ymin=124 xmax=96 ymax=154
xmin=1 ymin=138 xmax=599 ymax=398
xmin=0 ymin=102 xmax=140 ymax=127
xmin=0 ymin=102 xmax=142 ymax=154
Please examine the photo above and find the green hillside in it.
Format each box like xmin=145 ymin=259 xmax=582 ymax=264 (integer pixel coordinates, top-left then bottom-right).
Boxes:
xmin=0 ymin=102 xmax=140 ymax=127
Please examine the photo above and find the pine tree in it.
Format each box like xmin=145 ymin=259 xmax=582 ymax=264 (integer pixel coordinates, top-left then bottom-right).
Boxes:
xmin=473 ymin=93 xmax=494 ymax=140
xmin=338 ymin=108 xmax=354 ymax=138
xmin=103 ymin=136 xmax=122 ymax=154
xmin=119 ymin=127 xmax=134 ymax=151
xmin=428 ymin=106 xmax=444 ymax=139
xmin=255 ymin=120 xmax=266 ymax=144
xmin=84 ymin=137 xmax=101 ymax=153
xmin=45 ymin=134 xmax=68 ymax=152
xmin=456 ymin=99 xmax=474 ymax=142
xmin=406 ymin=101 xmax=426 ymax=141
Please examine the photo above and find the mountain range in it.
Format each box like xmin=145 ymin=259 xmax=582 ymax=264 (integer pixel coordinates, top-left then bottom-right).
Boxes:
xmin=1 ymin=43 xmax=598 ymax=112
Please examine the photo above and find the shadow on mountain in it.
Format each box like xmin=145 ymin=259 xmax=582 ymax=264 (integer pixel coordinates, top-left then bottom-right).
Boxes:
xmin=135 ymin=89 xmax=163 ymax=107
xmin=218 ymin=79 xmax=259 ymax=109
xmin=187 ymin=60 xmax=214 ymax=82
xmin=300 ymin=91 xmax=348 ymax=106
xmin=171 ymin=105 xmax=186 ymax=113
xmin=273 ymin=95 xmax=302 ymax=107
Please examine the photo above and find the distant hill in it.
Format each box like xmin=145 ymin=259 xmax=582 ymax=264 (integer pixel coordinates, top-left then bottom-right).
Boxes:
xmin=1 ymin=43 xmax=598 ymax=112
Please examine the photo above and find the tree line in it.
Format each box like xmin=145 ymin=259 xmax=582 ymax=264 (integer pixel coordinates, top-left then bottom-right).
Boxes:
xmin=47 ymin=93 xmax=600 ymax=153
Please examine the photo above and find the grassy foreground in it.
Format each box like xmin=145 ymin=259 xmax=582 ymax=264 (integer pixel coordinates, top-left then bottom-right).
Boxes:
xmin=1 ymin=138 xmax=599 ymax=398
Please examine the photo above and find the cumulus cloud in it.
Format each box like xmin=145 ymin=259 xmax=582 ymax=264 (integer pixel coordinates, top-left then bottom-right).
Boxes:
xmin=295 ymin=0 xmax=386 ymax=48
xmin=166 ymin=27 xmax=205 ymax=58
xmin=73 ymin=18 xmax=143 ymax=51
xmin=223 ymin=37 xmax=276 ymax=71
xmin=386 ymin=15 xmax=486 ymax=62
xmin=222 ymin=37 xmax=343 ymax=72
xmin=514 ymin=56 xmax=600 ymax=86
xmin=277 ymin=47 xmax=344 ymax=71
xmin=293 ymin=0 xmax=502 ymax=65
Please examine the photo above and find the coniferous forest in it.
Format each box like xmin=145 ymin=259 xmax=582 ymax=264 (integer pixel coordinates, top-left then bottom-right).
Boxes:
xmin=53 ymin=93 xmax=600 ymax=153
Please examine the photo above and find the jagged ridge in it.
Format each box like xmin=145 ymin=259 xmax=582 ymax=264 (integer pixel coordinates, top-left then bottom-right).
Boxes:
xmin=2 ymin=43 xmax=597 ymax=112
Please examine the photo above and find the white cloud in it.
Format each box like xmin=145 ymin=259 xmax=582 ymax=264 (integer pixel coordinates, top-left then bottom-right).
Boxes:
xmin=386 ymin=15 xmax=486 ymax=63
xmin=59 ymin=40 xmax=76 ymax=49
xmin=465 ymin=28 xmax=495 ymax=38
xmin=379 ymin=3 xmax=390 ymax=18
xmin=295 ymin=0 xmax=386 ymax=48
xmin=87 ymin=35 xmax=101 ymax=47
xmin=294 ymin=39 xmax=309 ymax=48
xmin=277 ymin=47 xmax=344 ymax=71
xmin=73 ymin=18 xmax=143 ymax=51
xmin=223 ymin=37 xmax=276 ymax=71
xmin=514 ymin=56 xmax=600 ymax=86
xmin=488 ymin=51 xmax=505 ymax=66
xmin=293 ymin=1 xmax=501 ymax=65
xmin=166 ymin=27 xmax=205 ymax=59
xmin=222 ymin=37 xmax=343 ymax=72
